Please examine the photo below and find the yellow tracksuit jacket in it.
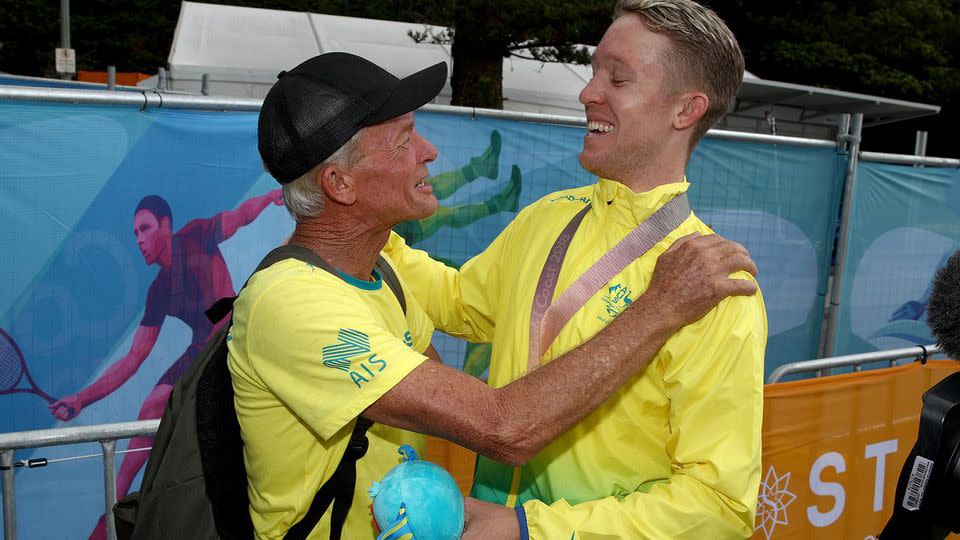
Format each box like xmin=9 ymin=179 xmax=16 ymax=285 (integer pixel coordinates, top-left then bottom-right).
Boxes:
xmin=385 ymin=178 xmax=767 ymax=539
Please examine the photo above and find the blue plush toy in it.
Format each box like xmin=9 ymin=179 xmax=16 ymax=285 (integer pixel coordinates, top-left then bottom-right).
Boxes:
xmin=368 ymin=445 xmax=464 ymax=540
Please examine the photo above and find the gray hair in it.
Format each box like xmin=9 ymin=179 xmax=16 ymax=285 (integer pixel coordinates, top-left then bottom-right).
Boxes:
xmin=281 ymin=128 xmax=366 ymax=223
xmin=614 ymin=0 xmax=745 ymax=146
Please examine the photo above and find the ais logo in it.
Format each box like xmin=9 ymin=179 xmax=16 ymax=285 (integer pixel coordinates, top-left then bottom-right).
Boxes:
xmin=322 ymin=328 xmax=389 ymax=389
xmin=597 ymin=283 xmax=634 ymax=323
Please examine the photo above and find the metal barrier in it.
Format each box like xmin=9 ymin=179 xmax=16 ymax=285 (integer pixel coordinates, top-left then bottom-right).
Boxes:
xmin=0 ymin=85 xmax=838 ymax=148
xmin=860 ymin=151 xmax=960 ymax=167
xmin=0 ymin=420 xmax=158 ymax=540
xmin=767 ymin=343 xmax=942 ymax=383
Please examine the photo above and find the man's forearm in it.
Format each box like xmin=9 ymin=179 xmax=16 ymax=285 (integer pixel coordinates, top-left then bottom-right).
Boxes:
xmin=366 ymin=293 xmax=675 ymax=465
xmin=369 ymin=233 xmax=759 ymax=463
xmin=484 ymin=293 xmax=676 ymax=463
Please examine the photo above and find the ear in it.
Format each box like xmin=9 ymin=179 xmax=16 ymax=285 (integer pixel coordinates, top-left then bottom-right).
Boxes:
xmin=318 ymin=165 xmax=357 ymax=206
xmin=159 ymin=216 xmax=173 ymax=232
xmin=673 ymin=92 xmax=709 ymax=131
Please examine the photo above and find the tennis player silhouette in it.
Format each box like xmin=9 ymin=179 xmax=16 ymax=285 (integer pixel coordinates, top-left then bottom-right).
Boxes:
xmin=50 ymin=189 xmax=283 ymax=540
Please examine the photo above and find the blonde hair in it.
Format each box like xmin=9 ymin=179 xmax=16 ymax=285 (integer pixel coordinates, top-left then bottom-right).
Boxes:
xmin=614 ymin=0 xmax=744 ymax=145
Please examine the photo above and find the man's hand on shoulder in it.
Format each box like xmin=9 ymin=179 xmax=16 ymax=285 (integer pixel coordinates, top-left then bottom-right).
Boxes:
xmin=639 ymin=232 xmax=758 ymax=333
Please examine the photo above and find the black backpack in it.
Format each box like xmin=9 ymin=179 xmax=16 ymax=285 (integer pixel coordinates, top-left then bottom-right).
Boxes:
xmin=113 ymin=244 xmax=407 ymax=540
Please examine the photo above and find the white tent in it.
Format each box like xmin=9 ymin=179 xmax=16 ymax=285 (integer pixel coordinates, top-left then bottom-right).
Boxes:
xmin=155 ymin=1 xmax=939 ymax=139
xmin=162 ymin=1 xmax=593 ymax=115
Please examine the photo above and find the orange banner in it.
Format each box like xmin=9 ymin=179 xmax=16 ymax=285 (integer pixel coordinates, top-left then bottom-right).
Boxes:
xmin=755 ymin=360 xmax=959 ymax=540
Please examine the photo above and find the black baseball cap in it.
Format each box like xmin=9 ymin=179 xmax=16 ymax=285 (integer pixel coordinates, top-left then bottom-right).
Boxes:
xmin=258 ymin=52 xmax=448 ymax=183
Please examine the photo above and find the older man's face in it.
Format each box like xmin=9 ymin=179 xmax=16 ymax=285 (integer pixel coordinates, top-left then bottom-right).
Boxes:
xmin=351 ymin=113 xmax=440 ymax=226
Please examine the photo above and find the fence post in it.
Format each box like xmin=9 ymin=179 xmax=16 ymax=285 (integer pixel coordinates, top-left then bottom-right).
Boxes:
xmin=101 ymin=440 xmax=118 ymax=540
xmin=1 ymin=448 xmax=16 ymax=540
xmin=914 ymin=130 xmax=928 ymax=157
xmin=822 ymin=113 xmax=864 ymax=357
xmin=59 ymin=0 xmax=71 ymax=80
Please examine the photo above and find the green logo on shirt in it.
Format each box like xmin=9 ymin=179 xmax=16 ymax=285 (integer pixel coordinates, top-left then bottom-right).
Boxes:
xmin=349 ymin=354 xmax=388 ymax=389
xmin=322 ymin=329 xmax=371 ymax=372
xmin=597 ymin=283 xmax=633 ymax=323
xmin=322 ymin=328 xmax=390 ymax=389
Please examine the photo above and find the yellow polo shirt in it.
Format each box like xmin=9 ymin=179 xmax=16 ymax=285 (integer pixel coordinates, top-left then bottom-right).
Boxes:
xmin=227 ymin=256 xmax=433 ymax=539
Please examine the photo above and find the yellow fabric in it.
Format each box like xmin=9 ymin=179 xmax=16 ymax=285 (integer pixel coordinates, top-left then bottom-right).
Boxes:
xmin=227 ymin=256 xmax=433 ymax=539
xmin=385 ymin=178 xmax=767 ymax=539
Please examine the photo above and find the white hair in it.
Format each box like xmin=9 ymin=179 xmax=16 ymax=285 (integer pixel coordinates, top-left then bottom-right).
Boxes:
xmin=281 ymin=128 xmax=366 ymax=223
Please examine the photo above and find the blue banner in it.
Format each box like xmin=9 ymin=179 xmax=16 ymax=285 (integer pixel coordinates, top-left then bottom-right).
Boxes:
xmin=1 ymin=100 xmax=291 ymax=538
xmin=833 ymin=160 xmax=960 ymax=355
xmin=687 ymin=139 xmax=845 ymax=366
xmin=1 ymin=100 xmax=844 ymax=538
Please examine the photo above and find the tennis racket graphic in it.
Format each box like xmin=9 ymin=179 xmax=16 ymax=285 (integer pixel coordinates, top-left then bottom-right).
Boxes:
xmin=0 ymin=328 xmax=56 ymax=404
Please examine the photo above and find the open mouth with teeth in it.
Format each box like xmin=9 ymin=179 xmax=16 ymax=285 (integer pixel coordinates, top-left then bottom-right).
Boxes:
xmin=587 ymin=121 xmax=614 ymax=134
xmin=414 ymin=179 xmax=431 ymax=191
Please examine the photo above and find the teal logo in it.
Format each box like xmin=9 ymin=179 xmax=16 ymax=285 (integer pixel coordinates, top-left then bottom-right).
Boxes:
xmin=403 ymin=330 xmax=413 ymax=348
xmin=322 ymin=329 xmax=370 ymax=372
xmin=322 ymin=329 xmax=390 ymax=389
xmin=597 ymin=283 xmax=633 ymax=323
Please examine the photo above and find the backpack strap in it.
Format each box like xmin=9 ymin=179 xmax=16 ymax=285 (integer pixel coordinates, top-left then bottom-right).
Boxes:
xmin=376 ymin=256 xmax=406 ymax=315
xmin=283 ymin=417 xmax=373 ymax=540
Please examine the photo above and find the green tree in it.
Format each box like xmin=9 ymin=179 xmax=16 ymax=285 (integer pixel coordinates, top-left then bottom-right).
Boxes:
xmin=440 ymin=0 xmax=608 ymax=108
xmin=0 ymin=0 xmax=61 ymax=76
xmin=0 ymin=0 xmax=451 ymax=76
xmin=707 ymin=0 xmax=960 ymax=156
xmin=3 ymin=0 xmax=956 ymax=155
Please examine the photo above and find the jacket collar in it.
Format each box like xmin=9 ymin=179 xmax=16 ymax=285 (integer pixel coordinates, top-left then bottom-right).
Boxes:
xmin=590 ymin=177 xmax=690 ymax=226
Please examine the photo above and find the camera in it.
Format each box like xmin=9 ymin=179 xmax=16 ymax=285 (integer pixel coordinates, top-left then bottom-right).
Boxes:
xmin=879 ymin=370 xmax=960 ymax=539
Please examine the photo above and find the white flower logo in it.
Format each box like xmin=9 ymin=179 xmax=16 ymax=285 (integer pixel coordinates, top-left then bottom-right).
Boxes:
xmin=755 ymin=466 xmax=797 ymax=539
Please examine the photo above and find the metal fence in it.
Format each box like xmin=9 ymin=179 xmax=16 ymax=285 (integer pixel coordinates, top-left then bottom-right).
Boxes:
xmin=0 ymin=420 xmax=158 ymax=540
xmin=0 ymin=85 xmax=842 ymax=145
xmin=767 ymin=343 xmax=942 ymax=383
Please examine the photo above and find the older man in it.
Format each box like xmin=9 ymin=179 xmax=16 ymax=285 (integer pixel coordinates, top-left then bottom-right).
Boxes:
xmin=386 ymin=1 xmax=768 ymax=538
xmin=231 ymin=51 xmax=757 ymax=539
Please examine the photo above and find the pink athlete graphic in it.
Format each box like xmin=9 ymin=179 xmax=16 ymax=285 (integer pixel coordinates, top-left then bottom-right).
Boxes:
xmin=49 ymin=189 xmax=283 ymax=540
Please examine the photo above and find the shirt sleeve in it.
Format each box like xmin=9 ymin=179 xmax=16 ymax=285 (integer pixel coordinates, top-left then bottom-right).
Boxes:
xmin=522 ymin=277 xmax=767 ymax=539
xmin=244 ymin=275 xmax=429 ymax=440
xmin=391 ymin=260 xmax=436 ymax=355
xmin=383 ymin=222 xmax=513 ymax=343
